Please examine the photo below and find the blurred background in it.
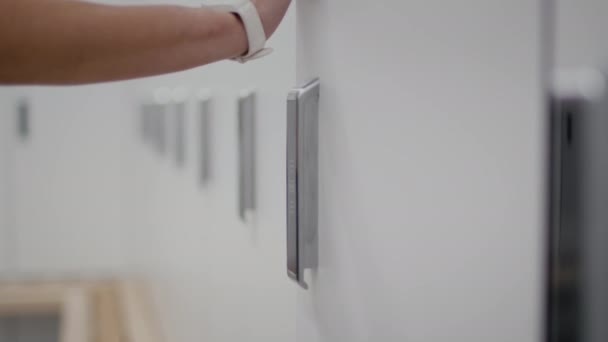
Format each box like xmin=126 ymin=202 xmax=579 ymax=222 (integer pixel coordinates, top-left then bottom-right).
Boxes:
xmin=0 ymin=1 xmax=608 ymax=342
xmin=0 ymin=1 xmax=295 ymax=341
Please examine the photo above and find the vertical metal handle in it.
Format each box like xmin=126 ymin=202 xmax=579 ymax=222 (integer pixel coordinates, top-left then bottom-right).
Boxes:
xmin=238 ymin=90 xmax=256 ymax=221
xmin=174 ymin=101 xmax=186 ymax=166
xmin=16 ymin=99 xmax=30 ymax=141
xmin=287 ymin=78 xmax=320 ymax=290
xmin=199 ymin=97 xmax=212 ymax=184
xmin=152 ymin=104 xmax=167 ymax=155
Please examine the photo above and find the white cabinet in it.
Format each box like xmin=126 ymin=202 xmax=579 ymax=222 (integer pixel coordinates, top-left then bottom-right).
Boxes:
xmin=295 ymin=2 xmax=547 ymax=341
xmin=7 ymin=85 xmax=129 ymax=274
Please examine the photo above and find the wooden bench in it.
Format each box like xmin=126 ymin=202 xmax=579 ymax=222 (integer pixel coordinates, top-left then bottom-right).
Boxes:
xmin=0 ymin=279 xmax=163 ymax=342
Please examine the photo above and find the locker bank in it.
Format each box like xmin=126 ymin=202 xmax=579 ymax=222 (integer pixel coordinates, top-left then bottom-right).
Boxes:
xmin=0 ymin=1 xmax=606 ymax=342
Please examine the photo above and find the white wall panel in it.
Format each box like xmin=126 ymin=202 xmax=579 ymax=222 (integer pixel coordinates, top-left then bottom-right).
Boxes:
xmin=296 ymin=1 xmax=547 ymax=342
xmin=556 ymin=1 xmax=608 ymax=68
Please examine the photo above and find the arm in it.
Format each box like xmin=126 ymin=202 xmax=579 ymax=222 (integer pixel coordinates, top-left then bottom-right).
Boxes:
xmin=0 ymin=0 xmax=291 ymax=85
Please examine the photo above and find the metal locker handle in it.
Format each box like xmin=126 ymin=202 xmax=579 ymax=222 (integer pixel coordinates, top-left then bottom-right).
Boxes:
xmin=16 ymin=99 xmax=30 ymax=141
xmin=174 ymin=101 xmax=186 ymax=166
xmin=287 ymin=78 xmax=320 ymax=290
xmin=153 ymin=104 xmax=167 ymax=156
xmin=199 ymin=96 xmax=212 ymax=184
xmin=238 ymin=90 xmax=256 ymax=221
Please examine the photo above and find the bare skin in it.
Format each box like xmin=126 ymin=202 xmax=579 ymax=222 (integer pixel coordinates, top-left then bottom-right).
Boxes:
xmin=0 ymin=0 xmax=292 ymax=85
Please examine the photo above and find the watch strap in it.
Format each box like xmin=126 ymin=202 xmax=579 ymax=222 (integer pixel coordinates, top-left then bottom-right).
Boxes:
xmin=206 ymin=1 xmax=272 ymax=63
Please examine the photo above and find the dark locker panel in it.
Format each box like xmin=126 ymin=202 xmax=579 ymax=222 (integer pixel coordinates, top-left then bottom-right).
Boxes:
xmin=550 ymin=70 xmax=608 ymax=342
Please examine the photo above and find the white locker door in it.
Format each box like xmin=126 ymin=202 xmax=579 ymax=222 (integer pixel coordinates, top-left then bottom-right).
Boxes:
xmin=11 ymin=85 xmax=128 ymax=274
xmin=295 ymin=1 xmax=548 ymax=342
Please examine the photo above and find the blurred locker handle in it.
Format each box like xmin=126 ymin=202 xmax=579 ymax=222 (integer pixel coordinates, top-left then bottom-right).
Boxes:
xmin=198 ymin=91 xmax=212 ymax=185
xmin=16 ymin=98 xmax=30 ymax=141
xmin=238 ymin=90 xmax=256 ymax=221
xmin=174 ymin=101 xmax=187 ymax=167
xmin=286 ymin=78 xmax=320 ymax=290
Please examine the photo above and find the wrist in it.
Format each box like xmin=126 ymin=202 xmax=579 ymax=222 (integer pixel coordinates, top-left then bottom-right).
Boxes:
xmin=204 ymin=1 xmax=272 ymax=63
xmin=223 ymin=11 xmax=249 ymax=59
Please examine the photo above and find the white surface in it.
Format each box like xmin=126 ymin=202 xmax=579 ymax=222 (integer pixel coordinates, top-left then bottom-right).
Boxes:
xmin=556 ymin=1 xmax=608 ymax=68
xmin=296 ymin=1 xmax=546 ymax=342
xmin=8 ymin=84 xmax=129 ymax=274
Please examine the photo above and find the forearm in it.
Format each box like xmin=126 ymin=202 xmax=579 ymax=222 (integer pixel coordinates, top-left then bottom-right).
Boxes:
xmin=0 ymin=0 xmax=248 ymax=85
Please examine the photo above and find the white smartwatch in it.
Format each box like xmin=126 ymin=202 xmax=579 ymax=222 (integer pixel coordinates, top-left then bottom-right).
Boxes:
xmin=205 ymin=0 xmax=272 ymax=63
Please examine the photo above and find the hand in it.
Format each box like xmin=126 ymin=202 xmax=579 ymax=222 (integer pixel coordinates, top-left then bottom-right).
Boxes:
xmin=251 ymin=0 xmax=292 ymax=38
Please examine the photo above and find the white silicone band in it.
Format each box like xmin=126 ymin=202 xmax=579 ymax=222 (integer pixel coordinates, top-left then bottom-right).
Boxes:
xmin=206 ymin=0 xmax=273 ymax=63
